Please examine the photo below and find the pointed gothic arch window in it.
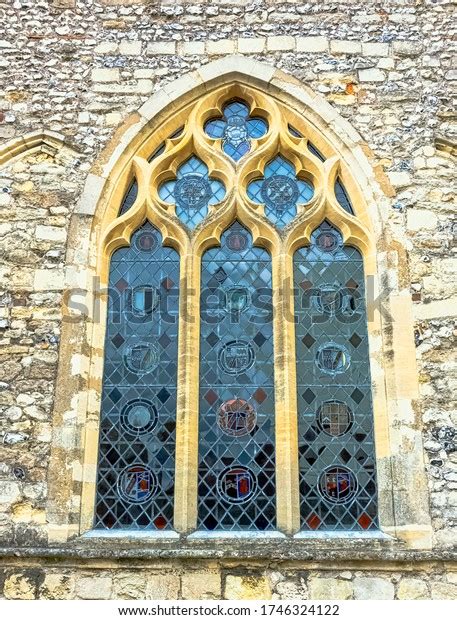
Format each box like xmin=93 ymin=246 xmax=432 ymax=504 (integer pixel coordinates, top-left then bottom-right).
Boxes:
xmin=94 ymin=89 xmax=378 ymax=535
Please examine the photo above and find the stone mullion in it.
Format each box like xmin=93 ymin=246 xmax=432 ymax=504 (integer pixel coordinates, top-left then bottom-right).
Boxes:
xmin=173 ymin=249 xmax=201 ymax=533
xmin=272 ymin=248 xmax=300 ymax=534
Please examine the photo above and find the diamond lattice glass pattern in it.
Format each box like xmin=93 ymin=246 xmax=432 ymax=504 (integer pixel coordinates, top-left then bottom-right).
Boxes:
xmin=247 ymin=155 xmax=314 ymax=229
xmin=159 ymin=156 xmax=225 ymax=229
xmin=294 ymin=221 xmax=378 ymax=531
xmin=94 ymin=222 xmax=179 ymax=530
xmin=198 ymin=222 xmax=276 ymax=531
xmin=205 ymin=100 xmax=268 ymax=161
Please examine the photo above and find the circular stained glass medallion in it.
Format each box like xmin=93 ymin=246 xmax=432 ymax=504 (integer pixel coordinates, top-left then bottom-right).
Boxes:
xmin=316 ymin=400 xmax=353 ymax=437
xmin=135 ymin=230 xmax=158 ymax=252
xmin=124 ymin=342 xmax=159 ymax=374
xmin=316 ymin=230 xmax=340 ymax=253
xmin=117 ymin=464 xmax=157 ymax=504
xmin=316 ymin=342 xmax=350 ymax=374
xmin=318 ymin=466 xmax=357 ymax=504
xmin=260 ymin=175 xmax=299 ymax=211
xmin=218 ymin=466 xmax=257 ymax=504
xmin=174 ymin=175 xmax=211 ymax=210
xmin=226 ymin=230 xmax=248 ymax=251
xmin=218 ymin=398 xmax=257 ymax=437
xmin=121 ymin=399 xmax=158 ymax=436
xmin=218 ymin=340 xmax=255 ymax=375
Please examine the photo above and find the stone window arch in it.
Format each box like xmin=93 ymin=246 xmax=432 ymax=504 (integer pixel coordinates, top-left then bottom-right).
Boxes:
xmin=47 ymin=58 xmax=431 ymax=546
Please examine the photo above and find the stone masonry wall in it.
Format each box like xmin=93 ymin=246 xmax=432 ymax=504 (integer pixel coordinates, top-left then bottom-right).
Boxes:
xmin=0 ymin=0 xmax=456 ymax=599
xmin=0 ymin=561 xmax=457 ymax=600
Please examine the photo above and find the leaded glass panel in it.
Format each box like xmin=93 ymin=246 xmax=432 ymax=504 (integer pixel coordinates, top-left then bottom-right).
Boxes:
xmin=198 ymin=222 xmax=276 ymax=531
xmin=247 ymin=155 xmax=314 ymax=229
xmin=119 ymin=180 xmax=138 ymax=216
xmin=205 ymin=100 xmax=268 ymax=161
xmin=94 ymin=222 xmax=179 ymax=530
xmin=159 ymin=156 xmax=225 ymax=229
xmin=294 ymin=221 xmax=378 ymax=531
xmin=335 ymin=177 xmax=354 ymax=214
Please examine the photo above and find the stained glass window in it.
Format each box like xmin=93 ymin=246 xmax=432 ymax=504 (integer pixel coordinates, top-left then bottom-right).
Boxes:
xmin=159 ymin=156 xmax=225 ymax=229
xmin=198 ymin=222 xmax=276 ymax=531
xmin=294 ymin=221 xmax=378 ymax=531
xmin=247 ymin=155 xmax=314 ymax=228
xmin=94 ymin=222 xmax=179 ymax=530
xmin=205 ymin=100 xmax=268 ymax=161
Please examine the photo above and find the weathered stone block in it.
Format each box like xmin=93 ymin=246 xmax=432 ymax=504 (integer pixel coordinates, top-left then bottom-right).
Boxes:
xmin=296 ymin=36 xmax=328 ymax=52
xmin=4 ymin=574 xmax=37 ymax=600
xmin=431 ymin=582 xmax=457 ymax=599
xmin=91 ymin=68 xmax=119 ymax=83
xmin=146 ymin=42 xmax=176 ymax=56
xmin=33 ymin=269 xmax=65 ymax=291
xmin=238 ymin=38 xmax=266 ymax=54
xmin=224 ymin=575 xmax=272 ymax=600
xmin=407 ymin=209 xmax=438 ymax=231
xmin=308 ymin=578 xmax=353 ymax=600
xmin=119 ymin=41 xmax=142 ymax=56
xmin=358 ymin=68 xmax=386 ymax=82
xmin=180 ymin=41 xmax=205 ymax=55
xmin=76 ymin=576 xmax=113 ymax=600
xmin=182 ymin=571 xmax=222 ymax=599
xmin=113 ymin=573 xmax=146 ymax=599
xmin=267 ymin=36 xmax=295 ymax=52
xmin=331 ymin=40 xmax=362 ymax=54
xmin=145 ymin=574 xmax=180 ymax=599
xmin=393 ymin=42 xmax=423 ymax=57
xmin=39 ymin=574 xmax=75 ymax=599
xmin=0 ymin=481 xmax=21 ymax=504
xmin=353 ymin=577 xmax=394 ymax=600
xmin=35 ymin=225 xmax=67 ymax=243
xmin=362 ymin=42 xmax=389 ymax=57
xmin=94 ymin=42 xmax=118 ymax=54
xmin=388 ymin=171 xmax=411 ymax=188
xmin=207 ymin=40 xmax=236 ymax=55
xmin=397 ymin=578 xmax=429 ymax=599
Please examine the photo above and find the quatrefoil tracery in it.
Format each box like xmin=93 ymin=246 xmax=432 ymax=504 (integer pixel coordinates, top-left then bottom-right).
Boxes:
xmin=101 ymin=84 xmax=372 ymax=265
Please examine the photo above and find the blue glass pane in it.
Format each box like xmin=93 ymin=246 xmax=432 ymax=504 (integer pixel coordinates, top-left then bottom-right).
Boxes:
xmin=294 ymin=221 xmax=378 ymax=531
xmin=94 ymin=222 xmax=179 ymax=530
xmin=204 ymin=99 xmax=268 ymax=162
xmin=159 ymin=156 xmax=225 ymax=229
xmin=247 ymin=155 xmax=314 ymax=229
xmin=205 ymin=119 xmax=225 ymax=139
xmin=246 ymin=118 xmax=269 ymax=139
xmin=308 ymin=142 xmax=326 ymax=162
xmin=288 ymin=124 xmax=303 ymax=138
xmin=198 ymin=222 xmax=276 ymax=531
xmin=119 ymin=180 xmax=138 ymax=216
xmin=335 ymin=178 xmax=354 ymax=214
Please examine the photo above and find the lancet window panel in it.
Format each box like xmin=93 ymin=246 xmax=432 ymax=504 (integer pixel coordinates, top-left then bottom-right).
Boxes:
xmin=198 ymin=222 xmax=276 ymax=531
xmin=94 ymin=223 xmax=179 ymax=530
xmin=294 ymin=221 xmax=378 ymax=531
